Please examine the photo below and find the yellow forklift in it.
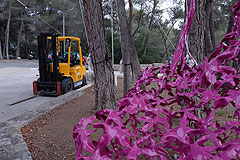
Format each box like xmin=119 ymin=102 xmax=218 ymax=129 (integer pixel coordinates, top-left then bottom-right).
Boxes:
xmin=33 ymin=33 xmax=86 ymax=96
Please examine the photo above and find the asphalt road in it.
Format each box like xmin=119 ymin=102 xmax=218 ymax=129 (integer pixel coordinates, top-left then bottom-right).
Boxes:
xmin=0 ymin=60 xmax=54 ymax=123
xmin=0 ymin=59 xmax=94 ymax=160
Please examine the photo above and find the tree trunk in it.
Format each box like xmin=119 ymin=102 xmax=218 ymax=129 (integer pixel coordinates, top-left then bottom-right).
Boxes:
xmin=129 ymin=32 xmax=141 ymax=83
xmin=209 ymin=8 xmax=215 ymax=49
xmin=127 ymin=0 xmax=141 ymax=83
xmin=116 ymin=0 xmax=132 ymax=94
xmin=142 ymin=34 xmax=150 ymax=55
xmin=24 ymin=23 xmax=31 ymax=56
xmin=226 ymin=8 xmax=234 ymax=45
xmin=188 ymin=0 xmax=205 ymax=64
xmin=204 ymin=0 xmax=214 ymax=57
xmin=16 ymin=10 xmax=24 ymax=58
xmin=3 ymin=43 xmax=5 ymax=58
xmin=83 ymin=0 xmax=116 ymax=110
xmin=0 ymin=41 xmax=2 ymax=60
xmin=4 ymin=0 xmax=13 ymax=60
xmin=116 ymin=0 xmax=141 ymax=94
xmin=128 ymin=0 xmax=133 ymax=35
xmin=142 ymin=0 xmax=158 ymax=55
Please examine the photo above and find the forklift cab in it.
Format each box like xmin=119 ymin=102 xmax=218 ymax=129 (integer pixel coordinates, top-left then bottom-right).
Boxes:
xmin=33 ymin=33 xmax=86 ymax=96
xmin=56 ymin=36 xmax=86 ymax=81
xmin=57 ymin=37 xmax=80 ymax=64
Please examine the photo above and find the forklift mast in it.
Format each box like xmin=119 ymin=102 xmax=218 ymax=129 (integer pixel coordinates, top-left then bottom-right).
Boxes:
xmin=33 ymin=32 xmax=61 ymax=96
xmin=38 ymin=32 xmax=60 ymax=82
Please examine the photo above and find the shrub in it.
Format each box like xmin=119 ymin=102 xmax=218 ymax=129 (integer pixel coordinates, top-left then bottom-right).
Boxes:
xmin=73 ymin=0 xmax=240 ymax=159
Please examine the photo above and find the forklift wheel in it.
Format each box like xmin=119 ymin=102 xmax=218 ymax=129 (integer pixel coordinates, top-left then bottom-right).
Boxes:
xmin=82 ymin=76 xmax=87 ymax=87
xmin=62 ymin=78 xmax=73 ymax=94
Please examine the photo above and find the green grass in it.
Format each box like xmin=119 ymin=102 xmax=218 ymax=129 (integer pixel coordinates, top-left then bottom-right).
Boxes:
xmin=215 ymin=111 xmax=226 ymax=116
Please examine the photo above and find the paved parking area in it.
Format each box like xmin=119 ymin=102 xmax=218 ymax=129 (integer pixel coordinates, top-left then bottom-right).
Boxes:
xmin=0 ymin=60 xmax=54 ymax=123
xmin=0 ymin=60 xmax=89 ymax=160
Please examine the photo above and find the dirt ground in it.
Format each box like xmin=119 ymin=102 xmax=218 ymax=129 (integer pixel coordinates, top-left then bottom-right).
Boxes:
xmin=21 ymin=78 xmax=124 ymax=160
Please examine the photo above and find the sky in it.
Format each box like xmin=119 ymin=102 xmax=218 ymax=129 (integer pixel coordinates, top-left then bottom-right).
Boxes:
xmin=131 ymin=0 xmax=185 ymax=29
xmin=161 ymin=1 xmax=184 ymax=28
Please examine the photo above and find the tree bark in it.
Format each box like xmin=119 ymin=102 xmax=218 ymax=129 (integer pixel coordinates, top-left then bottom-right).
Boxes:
xmin=226 ymin=8 xmax=234 ymax=45
xmin=188 ymin=0 xmax=205 ymax=64
xmin=209 ymin=8 xmax=215 ymax=49
xmin=0 ymin=41 xmax=2 ymax=60
xmin=128 ymin=0 xmax=133 ymax=35
xmin=3 ymin=43 xmax=5 ymax=59
xmin=142 ymin=0 xmax=158 ymax=55
xmin=127 ymin=0 xmax=141 ymax=83
xmin=16 ymin=10 xmax=24 ymax=58
xmin=116 ymin=0 xmax=132 ymax=94
xmin=204 ymin=0 xmax=214 ymax=57
xmin=83 ymin=0 xmax=116 ymax=110
xmin=24 ymin=23 xmax=31 ymax=56
xmin=116 ymin=0 xmax=141 ymax=94
xmin=4 ymin=0 xmax=13 ymax=59
xmin=129 ymin=31 xmax=141 ymax=83
xmin=226 ymin=12 xmax=234 ymax=34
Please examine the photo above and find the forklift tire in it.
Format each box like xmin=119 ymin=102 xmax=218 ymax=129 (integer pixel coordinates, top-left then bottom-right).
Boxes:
xmin=62 ymin=78 xmax=73 ymax=94
xmin=81 ymin=76 xmax=87 ymax=87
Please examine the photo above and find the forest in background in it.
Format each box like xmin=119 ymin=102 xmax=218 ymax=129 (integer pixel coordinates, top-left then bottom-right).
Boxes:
xmin=0 ymin=0 xmax=237 ymax=63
